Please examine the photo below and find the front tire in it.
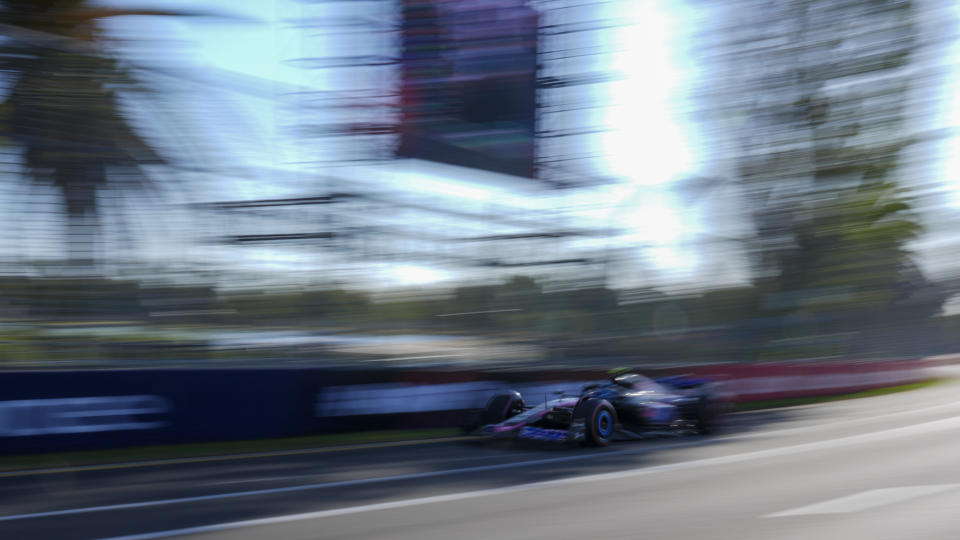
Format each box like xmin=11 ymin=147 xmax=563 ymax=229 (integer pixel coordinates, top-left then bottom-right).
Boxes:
xmin=462 ymin=391 xmax=526 ymax=434
xmin=483 ymin=392 xmax=525 ymax=425
xmin=575 ymin=398 xmax=617 ymax=447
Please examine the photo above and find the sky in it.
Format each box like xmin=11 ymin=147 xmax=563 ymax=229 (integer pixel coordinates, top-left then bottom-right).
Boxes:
xmin=80 ymin=0 xmax=960 ymax=292
xmin=88 ymin=0 xmax=720 ymax=290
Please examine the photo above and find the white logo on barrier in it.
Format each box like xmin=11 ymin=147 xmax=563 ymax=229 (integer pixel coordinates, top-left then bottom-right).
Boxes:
xmin=0 ymin=395 xmax=171 ymax=437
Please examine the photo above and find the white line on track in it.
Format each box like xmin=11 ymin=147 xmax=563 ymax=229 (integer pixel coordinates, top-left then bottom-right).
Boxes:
xmin=204 ymin=475 xmax=309 ymax=487
xmin=201 ymin=451 xmax=538 ymax=486
xmin=0 ymin=442 xmax=701 ymax=523
xmin=765 ymin=485 xmax=960 ymax=517
xmin=0 ymin=437 xmax=477 ymax=479
xmin=41 ymin=412 xmax=960 ymax=540
xmin=732 ymin=398 xmax=960 ymax=441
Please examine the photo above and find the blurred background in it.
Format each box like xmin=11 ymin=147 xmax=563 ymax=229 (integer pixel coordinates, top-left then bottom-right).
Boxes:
xmin=0 ymin=0 xmax=959 ymax=370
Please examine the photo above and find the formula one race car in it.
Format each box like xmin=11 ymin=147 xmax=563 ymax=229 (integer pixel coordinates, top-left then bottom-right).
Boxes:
xmin=462 ymin=372 xmax=730 ymax=446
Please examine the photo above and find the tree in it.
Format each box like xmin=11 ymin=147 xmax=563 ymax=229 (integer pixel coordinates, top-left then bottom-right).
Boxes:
xmin=691 ymin=0 xmax=943 ymax=357
xmin=0 ymin=1 xmax=201 ymax=270
xmin=780 ymin=181 xmax=919 ymax=303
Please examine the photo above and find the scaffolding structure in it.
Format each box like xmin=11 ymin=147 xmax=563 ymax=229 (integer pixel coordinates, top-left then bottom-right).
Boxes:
xmin=192 ymin=0 xmax=632 ymax=284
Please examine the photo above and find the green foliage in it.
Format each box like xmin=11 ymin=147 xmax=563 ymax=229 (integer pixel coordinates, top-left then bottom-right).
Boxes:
xmin=220 ymin=287 xmax=371 ymax=325
xmin=0 ymin=272 xmax=947 ymax=368
xmin=777 ymin=179 xmax=922 ymax=313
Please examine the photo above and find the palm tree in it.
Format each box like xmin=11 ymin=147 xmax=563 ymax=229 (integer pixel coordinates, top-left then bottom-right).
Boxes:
xmin=0 ymin=0 xmax=196 ymax=270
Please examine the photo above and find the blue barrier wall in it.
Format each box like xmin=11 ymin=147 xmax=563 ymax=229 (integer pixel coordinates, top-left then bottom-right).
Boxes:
xmin=0 ymin=368 xmax=608 ymax=455
xmin=0 ymin=370 xmax=320 ymax=454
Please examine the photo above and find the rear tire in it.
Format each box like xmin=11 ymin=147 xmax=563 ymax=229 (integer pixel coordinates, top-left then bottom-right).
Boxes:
xmin=575 ymin=398 xmax=617 ymax=447
xmin=694 ymin=396 xmax=725 ymax=434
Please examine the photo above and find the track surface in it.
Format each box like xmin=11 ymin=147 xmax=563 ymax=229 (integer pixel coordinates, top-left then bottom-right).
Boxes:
xmin=3 ymin=366 xmax=959 ymax=540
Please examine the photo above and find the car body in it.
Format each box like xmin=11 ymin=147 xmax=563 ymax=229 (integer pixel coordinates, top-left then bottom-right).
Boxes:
xmin=463 ymin=372 xmax=729 ymax=446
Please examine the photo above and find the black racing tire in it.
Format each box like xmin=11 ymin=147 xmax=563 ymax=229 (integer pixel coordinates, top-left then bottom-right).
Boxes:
xmin=483 ymin=392 xmax=524 ymax=424
xmin=694 ymin=396 xmax=725 ymax=435
xmin=461 ymin=392 xmax=525 ymax=435
xmin=575 ymin=398 xmax=617 ymax=447
xmin=459 ymin=410 xmax=484 ymax=435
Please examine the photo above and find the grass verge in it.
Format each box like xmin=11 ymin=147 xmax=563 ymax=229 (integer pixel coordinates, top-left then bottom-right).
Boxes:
xmin=0 ymin=428 xmax=460 ymax=473
xmin=734 ymin=377 xmax=950 ymax=412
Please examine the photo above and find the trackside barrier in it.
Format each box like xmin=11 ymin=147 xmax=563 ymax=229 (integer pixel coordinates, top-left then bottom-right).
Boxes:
xmin=0 ymin=359 xmax=935 ymax=455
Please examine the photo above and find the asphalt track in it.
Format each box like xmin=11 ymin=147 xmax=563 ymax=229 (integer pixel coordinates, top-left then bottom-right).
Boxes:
xmin=3 ymin=366 xmax=959 ymax=540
